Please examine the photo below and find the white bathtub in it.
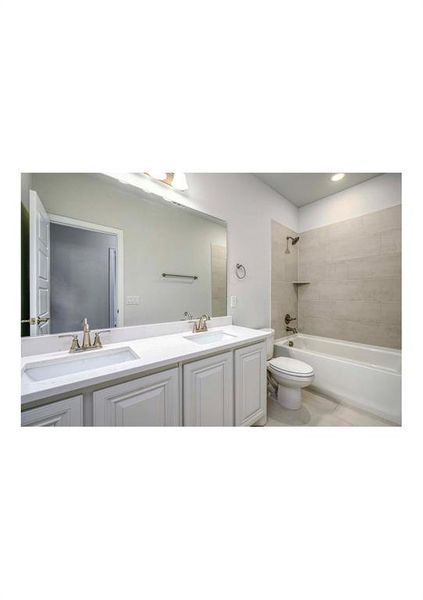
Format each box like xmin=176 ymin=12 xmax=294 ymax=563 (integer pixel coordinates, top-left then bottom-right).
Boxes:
xmin=274 ymin=334 xmax=401 ymax=424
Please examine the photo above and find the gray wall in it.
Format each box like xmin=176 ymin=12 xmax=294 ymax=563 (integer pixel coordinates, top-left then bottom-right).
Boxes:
xmin=298 ymin=205 xmax=401 ymax=348
xmin=31 ymin=174 xmax=227 ymax=326
xmin=271 ymin=220 xmax=299 ymax=340
xmin=50 ymin=224 xmax=117 ymax=333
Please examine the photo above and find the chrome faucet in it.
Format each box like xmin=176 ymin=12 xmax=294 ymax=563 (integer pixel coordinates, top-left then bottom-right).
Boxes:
xmin=192 ymin=314 xmax=211 ymax=333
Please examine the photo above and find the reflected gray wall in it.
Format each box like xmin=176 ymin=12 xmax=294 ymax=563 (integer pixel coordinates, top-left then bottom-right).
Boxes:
xmin=50 ymin=224 xmax=117 ymax=333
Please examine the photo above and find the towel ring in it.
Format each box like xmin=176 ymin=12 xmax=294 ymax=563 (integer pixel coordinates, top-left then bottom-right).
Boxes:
xmin=235 ymin=263 xmax=247 ymax=279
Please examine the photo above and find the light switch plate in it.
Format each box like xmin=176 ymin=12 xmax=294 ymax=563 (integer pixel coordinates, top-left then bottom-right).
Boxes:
xmin=126 ymin=296 xmax=140 ymax=305
xmin=230 ymin=295 xmax=237 ymax=308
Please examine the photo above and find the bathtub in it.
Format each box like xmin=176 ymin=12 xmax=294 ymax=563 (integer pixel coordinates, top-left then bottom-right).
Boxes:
xmin=274 ymin=334 xmax=401 ymax=424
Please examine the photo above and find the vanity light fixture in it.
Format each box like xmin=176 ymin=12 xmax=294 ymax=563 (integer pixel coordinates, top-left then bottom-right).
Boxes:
xmin=103 ymin=173 xmax=187 ymax=204
xmin=330 ymin=173 xmax=345 ymax=182
xmin=147 ymin=171 xmax=168 ymax=181
xmin=144 ymin=171 xmax=188 ymax=191
xmin=171 ymin=172 xmax=188 ymax=191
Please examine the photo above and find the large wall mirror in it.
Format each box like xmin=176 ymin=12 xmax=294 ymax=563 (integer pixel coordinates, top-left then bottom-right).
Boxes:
xmin=21 ymin=173 xmax=227 ymax=337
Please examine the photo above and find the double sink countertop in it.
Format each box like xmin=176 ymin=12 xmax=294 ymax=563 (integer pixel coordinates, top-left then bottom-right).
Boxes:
xmin=21 ymin=326 xmax=269 ymax=406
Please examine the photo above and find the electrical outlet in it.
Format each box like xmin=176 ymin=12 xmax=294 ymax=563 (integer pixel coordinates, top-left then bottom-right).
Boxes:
xmin=230 ymin=295 xmax=237 ymax=308
xmin=126 ymin=296 xmax=140 ymax=305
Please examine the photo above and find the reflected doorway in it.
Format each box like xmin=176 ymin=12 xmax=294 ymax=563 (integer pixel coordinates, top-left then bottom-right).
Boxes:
xmin=50 ymin=222 xmax=118 ymax=333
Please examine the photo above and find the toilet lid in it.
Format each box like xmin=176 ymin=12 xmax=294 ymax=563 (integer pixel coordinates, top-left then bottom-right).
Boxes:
xmin=269 ymin=357 xmax=314 ymax=376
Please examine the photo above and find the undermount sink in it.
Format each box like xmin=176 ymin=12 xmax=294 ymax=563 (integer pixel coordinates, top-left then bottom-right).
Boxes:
xmin=23 ymin=347 xmax=139 ymax=382
xmin=184 ymin=330 xmax=238 ymax=345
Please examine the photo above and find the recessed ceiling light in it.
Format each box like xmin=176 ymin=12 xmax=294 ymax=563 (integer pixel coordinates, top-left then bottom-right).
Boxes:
xmin=331 ymin=173 xmax=345 ymax=182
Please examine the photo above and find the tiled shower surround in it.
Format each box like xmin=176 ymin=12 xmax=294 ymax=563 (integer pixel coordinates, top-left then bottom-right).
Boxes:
xmin=271 ymin=204 xmax=401 ymax=349
xmin=271 ymin=221 xmax=299 ymax=339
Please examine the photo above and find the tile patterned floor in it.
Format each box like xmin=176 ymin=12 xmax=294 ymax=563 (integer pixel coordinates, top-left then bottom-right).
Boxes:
xmin=265 ymin=388 xmax=395 ymax=427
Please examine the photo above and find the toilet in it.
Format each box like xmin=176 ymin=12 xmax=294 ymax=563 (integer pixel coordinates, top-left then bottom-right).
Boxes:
xmin=261 ymin=328 xmax=314 ymax=410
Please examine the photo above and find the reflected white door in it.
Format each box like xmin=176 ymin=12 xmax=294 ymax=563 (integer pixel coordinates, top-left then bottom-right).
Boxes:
xmin=29 ymin=190 xmax=51 ymax=336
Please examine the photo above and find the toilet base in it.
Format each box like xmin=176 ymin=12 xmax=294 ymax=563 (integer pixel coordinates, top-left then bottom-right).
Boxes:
xmin=277 ymin=385 xmax=302 ymax=410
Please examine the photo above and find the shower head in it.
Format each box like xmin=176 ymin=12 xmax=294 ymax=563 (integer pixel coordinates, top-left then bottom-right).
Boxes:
xmin=285 ymin=235 xmax=300 ymax=253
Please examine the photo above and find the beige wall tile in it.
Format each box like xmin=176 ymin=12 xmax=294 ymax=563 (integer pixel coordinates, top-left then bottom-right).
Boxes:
xmin=362 ymin=204 xmax=401 ymax=234
xmin=328 ymin=233 xmax=381 ymax=262
xmin=271 ymin=220 xmax=299 ymax=338
xmin=363 ymin=278 xmax=401 ymax=302
xmin=271 ymin=283 xmax=298 ymax=338
xmin=327 ymin=216 xmax=364 ymax=241
xmin=326 ymin=261 xmax=349 ymax=280
xmin=298 ymin=283 xmax=319 ymax=302
xmin=300 ymin=226 xmax=329 ymax=248
xmin=299 ymin=243 xmax=328 ymax=265
xmin=318 ymin=280 xmax=364 ymax=302
xmin=285 ymin=261 xmax=298 ymax=281
xmin=380 ymin=302 xmax=401 ymax=325
xmin=300 ymin=317 xmax=342 ymax=339
xmin=375 ymin=323 xmax=401 ymax=348
xmin=381 ymin=228 xmax=401 ymax=254
xmin=337 ymin=320 xmax=374 ymax=344
xmin=298 ymin=206 xmax=401 ymax=349
xmin=271 ymin=258 xmax=286 ymax=283
xmin=298 ymin=261 xmax=328 ymax=282
xmin=334 ymin=301 xmax=381 ymax=323
xmin=300 ymin=301 xmax=336 ymax=319
xmin=347 ymin=254 xmax=401 ymax=279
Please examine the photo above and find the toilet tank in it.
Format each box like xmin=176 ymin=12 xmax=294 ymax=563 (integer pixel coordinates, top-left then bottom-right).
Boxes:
xmin=260 ymin=328 xmax=275 ymax=360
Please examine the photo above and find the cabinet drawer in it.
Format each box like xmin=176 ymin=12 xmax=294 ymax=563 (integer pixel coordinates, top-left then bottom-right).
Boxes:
xmin=21 ymin=395 xmax=83 ymax=426
xmin=93 ymin=368 xmax=180 ymax=426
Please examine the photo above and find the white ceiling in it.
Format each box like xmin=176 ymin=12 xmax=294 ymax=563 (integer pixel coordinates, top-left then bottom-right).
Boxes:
xmin=254 ymin=173 xmax=382 ymax=207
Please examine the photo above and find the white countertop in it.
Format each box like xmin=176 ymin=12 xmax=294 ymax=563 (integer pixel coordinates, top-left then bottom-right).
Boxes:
xmin=21 ymin=325 xmax=268 ymax=405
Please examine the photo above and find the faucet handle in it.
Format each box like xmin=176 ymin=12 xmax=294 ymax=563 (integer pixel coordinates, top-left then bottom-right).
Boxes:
xmin=284 ymin=314 xmax=297 ymax=325
xmin=69 ymin=335 xmax=81 ymax=353
xmin=93 ymin=332 xmax=103 ymax=348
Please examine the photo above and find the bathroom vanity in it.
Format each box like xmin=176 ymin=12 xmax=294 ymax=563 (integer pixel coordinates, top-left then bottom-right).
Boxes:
xmin=21 ymin=323 xmax=268 ymax=427
xmin=21 ymin=175 xmax=269 ymax=427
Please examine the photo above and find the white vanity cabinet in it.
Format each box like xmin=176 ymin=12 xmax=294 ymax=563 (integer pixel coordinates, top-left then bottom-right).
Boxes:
xmin=21 ymin=395 xmax=83 ymax=426
xmin=93 ymin=368 xmax=180 ymax=426
xmin=21 ymin=337 xmax=268 ymax=427
xmin=183 ymin=351 xmax=233 ymax=426
xmin=234 ymin=342 xmax=267 ymax=426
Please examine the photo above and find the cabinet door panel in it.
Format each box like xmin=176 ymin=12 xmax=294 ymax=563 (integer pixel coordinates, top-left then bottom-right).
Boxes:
xmin=184 ymin=352 xmax=233 ymax=426
xmin=93 ymin=368 xmax=179 ymax=426
xmin=235 ymin=342 xmax=266 ymax=426
xmin=21 ymin=395 xmax=83 ymax=426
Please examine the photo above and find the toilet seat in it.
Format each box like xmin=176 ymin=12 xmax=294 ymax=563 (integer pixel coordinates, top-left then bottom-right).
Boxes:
xmin=268 ymin=357 xmax=314 ymax=377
